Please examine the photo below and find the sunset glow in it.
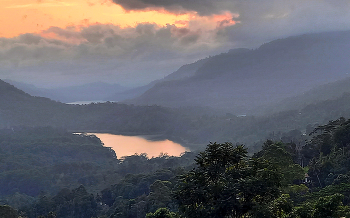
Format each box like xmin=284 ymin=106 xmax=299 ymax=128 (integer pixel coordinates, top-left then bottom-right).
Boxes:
xmin=90 ymin=133 xmax=189 ymax=158
xmin=0 ymin=0 xmax=237 ymax=38
xmin=1 ymin=0 xmax=345 ymax=88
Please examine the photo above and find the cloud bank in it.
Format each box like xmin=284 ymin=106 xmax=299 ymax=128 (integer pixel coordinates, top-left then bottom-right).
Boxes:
xmin=0 ymin=21 xmax=230 ymax=87
xmin=112 ymin=0 xmax=228 ymax=15
xmin=1 ymin=0 xmax=350 ymax=88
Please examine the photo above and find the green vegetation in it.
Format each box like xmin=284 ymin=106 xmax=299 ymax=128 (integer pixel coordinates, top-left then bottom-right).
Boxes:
xmin=174 ymin=143 xmax=282 ymax=218
xmin=4 ymin=79 xmax=350 ymax=217
xmin=3 ymin=78 xmax=350 ymax=152
xmin=1 ymin=118 xmax=350 ymax=217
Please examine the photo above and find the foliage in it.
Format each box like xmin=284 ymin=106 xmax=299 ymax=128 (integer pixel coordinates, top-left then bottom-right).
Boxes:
xmin=306 ymin=118 xmax=350 ymax=188
xmin=146 ymin=208 xmax=178 ymax=218
xmin=0 ymin=127 xmax=119 ymax=198
xmin=254 ymin=140 xmax=305 ymax=186
xmin=3 ymin=118 xmax=350 ymax=217
xmin=291 ymin=193 xmax=350 ymax=218
xmin=0 ymin=205 xmax=18 ymax=218
xmin=21 ymin=185 xmax=99 ymax=218
xmin=174 ymin=142 xmax=282 ymax=218
xmin=0 ymin=126 xmax=196 ymax=213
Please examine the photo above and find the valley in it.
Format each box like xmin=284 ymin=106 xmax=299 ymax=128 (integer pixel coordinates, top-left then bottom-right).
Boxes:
xmin=2 ymin=30 xmax=350 ymax=217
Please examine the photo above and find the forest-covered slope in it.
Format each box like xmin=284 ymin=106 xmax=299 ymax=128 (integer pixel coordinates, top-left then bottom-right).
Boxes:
xmin=3 ymin=78 xmax=350 ymax=150
xmin=128 ymin=31 xmax=350 ymax=114
xmin=3 ymin=118 xmax=350 ymax=217
xmin=266 ymin=76 xmax=350 ymax=114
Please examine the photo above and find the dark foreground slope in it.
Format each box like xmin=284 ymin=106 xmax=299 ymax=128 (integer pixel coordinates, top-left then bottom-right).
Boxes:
xmin=128 ymin=31 xmax=350 ymax=114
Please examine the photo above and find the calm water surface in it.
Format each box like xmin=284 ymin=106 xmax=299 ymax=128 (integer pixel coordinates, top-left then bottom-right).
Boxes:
xmin=89 ymin=133 xmax=189 ymax=158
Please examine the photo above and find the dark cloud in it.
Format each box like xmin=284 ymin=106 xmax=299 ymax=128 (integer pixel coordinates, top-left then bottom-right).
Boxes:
xmin=2 ymin=0 xmax=350 ymax=87
xmin=180 ymin=33 xmax=200 ymax=45
xmin=18 ymin=34 xmax=42 ymax=45
xmin=112 ymin=0 xmax=226 ymax=15
xmin=215 ymin=0 xmax=350 ymax=48
xmin=0 ymin=23 xmax=225 ymax=87
xmin=0 ymin=33 xmax=71 ymax=67
xmin=81 ymin=26 xmax=107 ymax=44
xmin=43 ymin=26 xmax=82 ymax=40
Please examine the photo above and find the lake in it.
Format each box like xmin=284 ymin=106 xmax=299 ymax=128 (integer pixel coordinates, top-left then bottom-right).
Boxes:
xmin=67 ymin=100 xmax=115 ymax=105
xmin=88 ymin=133 xmax=189 ymax=158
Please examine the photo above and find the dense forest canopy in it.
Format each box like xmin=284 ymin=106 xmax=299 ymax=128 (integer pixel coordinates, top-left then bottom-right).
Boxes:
xmin=1 ymin=118 xmax=350 ymax=217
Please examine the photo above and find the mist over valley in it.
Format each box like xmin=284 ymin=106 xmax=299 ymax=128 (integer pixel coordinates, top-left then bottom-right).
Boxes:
xmin=2 ymin=1 xmax=350 ymax=216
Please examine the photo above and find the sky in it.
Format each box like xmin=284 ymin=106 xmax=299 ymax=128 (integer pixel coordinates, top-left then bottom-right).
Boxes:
xmin=1 ymin=0 xmax=350 ymax=88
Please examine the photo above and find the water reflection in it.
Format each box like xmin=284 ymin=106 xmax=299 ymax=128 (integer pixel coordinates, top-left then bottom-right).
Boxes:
xmin=89 ymin=133 xmax=189 ymax=158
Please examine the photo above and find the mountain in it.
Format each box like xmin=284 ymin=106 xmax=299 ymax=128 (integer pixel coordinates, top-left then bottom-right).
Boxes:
xmin=109 ymin=58 xmax=209 ymax=102
xmin=4 ymin=80 xmax=129 ymax=103
xmin=0 ymin=80 xmax=68 ymax=127
xmin=0 ymin=79 xmax=194 ymax=143
xmin=50 ymin=82 xmax=130 ymax=103
xmin=163 ymin=58 xmax=209 ymax=81
xmin=4 ymin=77 xmax=350 ymax=149
xmin=126 ymin=31 xmax=350 ymax=115
xmin=266 ymin=76 xmax=350 ymax=114
xmin=3 ymin=79 xmax=61 ymax=101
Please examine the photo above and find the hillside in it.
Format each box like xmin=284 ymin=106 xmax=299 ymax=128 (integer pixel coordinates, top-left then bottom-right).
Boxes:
xmin=0 ymin=80 xmax=195 ymax=146
xmin=0 ymin=80 xmax=68 ymax=127
xmin=127 ymin=31 xmax=350 ymax=114
xmin=110 ymin=58 xmax=209 ymax=102
xmin=3 ymin=76 xmax=350 ymax=150
xmin=265 ymin=76 xmax=350 ymax=114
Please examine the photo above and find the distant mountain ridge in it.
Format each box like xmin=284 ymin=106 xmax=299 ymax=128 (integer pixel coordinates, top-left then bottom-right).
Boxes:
xmin=4 ymin=80 xmax=129 ymax=103
xmin=126 ymin=30 xmax=350 ymax=114
xmin=108 ymin=58 xmax=209 ymax=101
xmin=4 ymin=77 xmax=350 ymax=148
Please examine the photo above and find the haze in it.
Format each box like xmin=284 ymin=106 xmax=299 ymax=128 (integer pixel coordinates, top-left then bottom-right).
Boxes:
xmin=1 ymin=0 xmax=350 ymax=88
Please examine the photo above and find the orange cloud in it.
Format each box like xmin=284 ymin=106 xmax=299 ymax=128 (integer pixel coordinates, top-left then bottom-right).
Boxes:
xmin=0 ymin=0 xmax=192 ymax=38
xmin=213 ymin=12 xmax=239 ymax=28
xmin=0 ymin=0 xmax=239 ymax=38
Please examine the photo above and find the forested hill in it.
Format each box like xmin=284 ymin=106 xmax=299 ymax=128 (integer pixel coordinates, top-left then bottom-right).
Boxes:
xmin=0 ymin=79 xmax=186 ymax=136
xmin=4 ymin=119 xmax=350 ymax=217
xmin=266 ymin=76 xmax=350 ymax=114
xmin=127 ymin=30 xmax=350 ymax=114
xmin=109 ymin=58 xmax=209 ymax=102
xmin=0 ymin=79 xmax=44 ymax=100
xmin=3 ymin=77 xmax=350 ymax=150
xmin=0 ymin=80 xmax=66 ymax=127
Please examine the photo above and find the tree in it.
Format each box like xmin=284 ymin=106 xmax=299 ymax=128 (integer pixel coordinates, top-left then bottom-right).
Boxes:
xmin=255 ymin=141 xmax=305 ymax=186
xmin=306 ymin=118 xmax=350 ymax=187
xmin=0 ymin=205 xmax=18 ymax=218
xmin=291 ymin=193 xmax=349 ymax=218
xmin=146 ymin=208 xmax=178 ymax=218
xmin=174 ymin=142 xmax=282 ymax=218
xmin=313 ymin=193 xmax=344 ymax=218
xmin=148 ymin=180 xmax=173 ymax=212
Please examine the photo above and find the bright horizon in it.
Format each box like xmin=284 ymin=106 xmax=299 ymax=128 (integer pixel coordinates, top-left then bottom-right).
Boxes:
xmin=1 ymin=0 xmax=237 ymax=38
